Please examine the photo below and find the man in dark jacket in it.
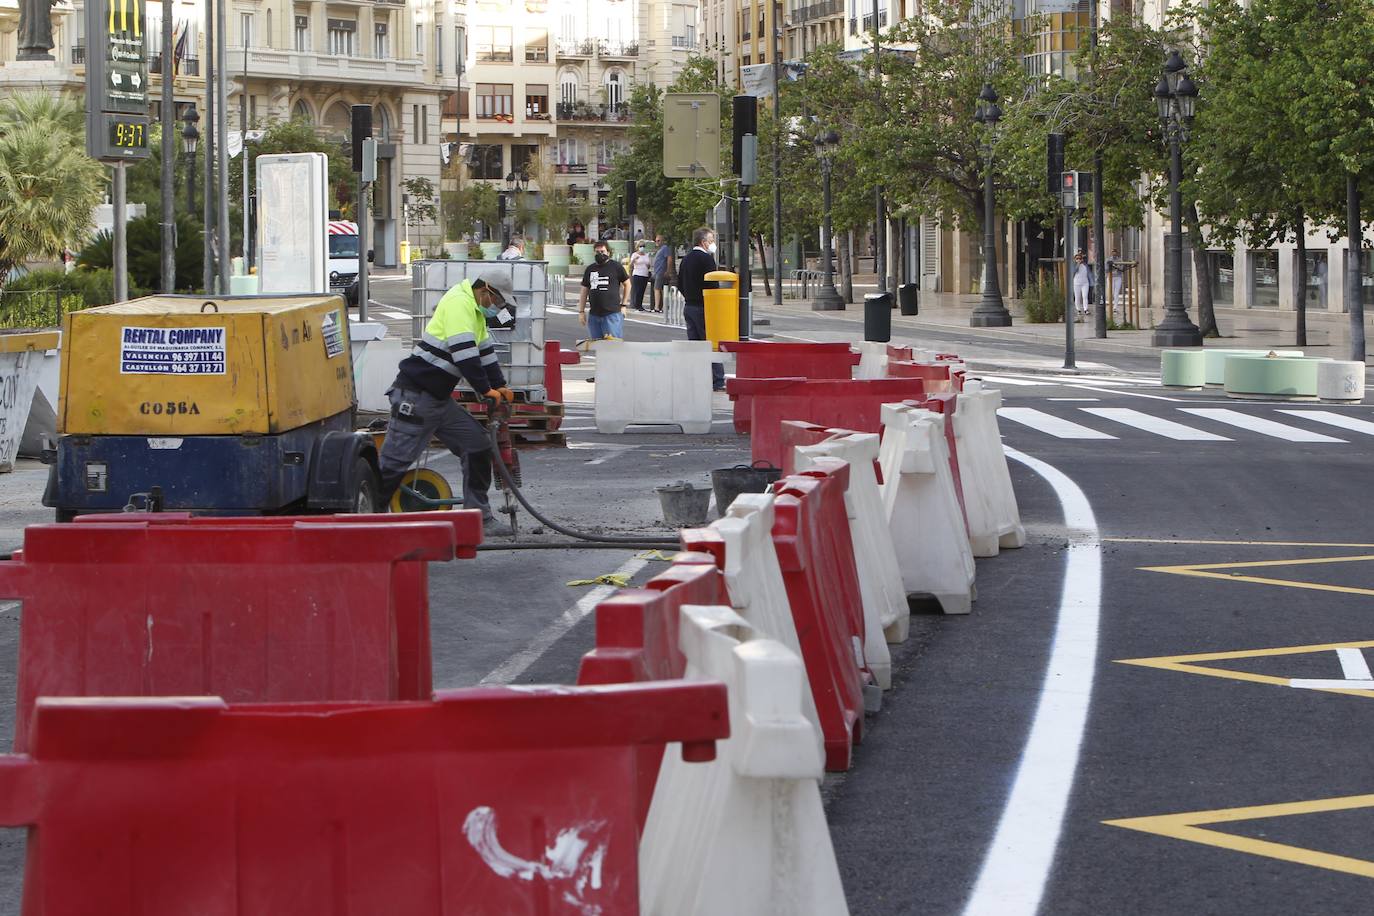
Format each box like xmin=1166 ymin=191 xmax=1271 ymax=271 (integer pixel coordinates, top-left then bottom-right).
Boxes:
xmin=676 ymin=226 xmax=725 ymax=390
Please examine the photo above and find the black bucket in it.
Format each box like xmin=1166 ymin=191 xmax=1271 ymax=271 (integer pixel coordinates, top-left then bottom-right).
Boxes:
xmin=710 ymin=462 xmax=782 ymax=516
xmin=656 ymin=482 xmax=713 ymax=527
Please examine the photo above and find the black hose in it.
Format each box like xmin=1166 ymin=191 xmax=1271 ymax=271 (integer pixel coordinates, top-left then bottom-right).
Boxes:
xmin=485 ymin=406 xmax=680 ymax=547
xmin=475 ymin=541 xmax=679 ymax=552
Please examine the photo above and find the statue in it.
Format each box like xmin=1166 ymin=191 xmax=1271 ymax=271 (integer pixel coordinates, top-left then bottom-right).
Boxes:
xmin=17 ymin=0 xmax=57 ymax=61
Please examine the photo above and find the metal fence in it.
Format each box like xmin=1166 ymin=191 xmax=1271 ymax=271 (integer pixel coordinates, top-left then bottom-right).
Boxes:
xmin=659 ymin=285 xmax=686 ymax=329
xmin=0 ymin=290 xmax=84 ymax=330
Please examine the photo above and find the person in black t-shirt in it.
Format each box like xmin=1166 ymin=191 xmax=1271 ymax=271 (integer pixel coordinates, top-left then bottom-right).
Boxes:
xmin=578 ymin=240 xmax=630 ymax=340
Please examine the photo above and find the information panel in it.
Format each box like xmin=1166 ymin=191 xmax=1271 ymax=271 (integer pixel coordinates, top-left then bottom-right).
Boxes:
xmin=84 ymin=0 xmax=151 ymax=161
xmin=256 ymin=153 xmax=329 ymax=295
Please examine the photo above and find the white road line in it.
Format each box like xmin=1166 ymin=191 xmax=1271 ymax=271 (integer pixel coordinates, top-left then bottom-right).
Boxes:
xmin=1338 ymin=647 xmax=1373 ymax=680
xmin=479 ymin=554 xmax=650 ymax=685
xmin=963 ymin=447 xmax=1101 ymax=916
xmin=1178 ymin=408 xmax=1347 ymax=443
xmin=1278 ymin=409 xmax=1374 ymax=437
xmin=1049 ymin=375 xmax=1128 ymax=387
xmin=1291 ymin=678 xmax=1374 ymax=690
xmin=979 ymin=375 xmax=1043 ymax=387
xmin=1048 ymin=398 xmax=1101 ymax=402
xmin=376 ymin=310 xmax=411 ymax=320
xmin=1080 ymin=407 xmax=1231 ymax=441
xmin=997 ymin=407 xmax=1118 ymax=440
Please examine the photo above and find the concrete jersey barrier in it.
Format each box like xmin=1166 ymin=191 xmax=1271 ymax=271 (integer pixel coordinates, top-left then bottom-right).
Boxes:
xmin=878 ymin=404 xmax=976 ymax=615
xmin=0 ymin=332 xmax=57 ymax=471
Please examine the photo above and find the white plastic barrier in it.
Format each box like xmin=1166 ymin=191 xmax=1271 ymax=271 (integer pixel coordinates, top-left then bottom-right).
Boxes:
xmin=594 ymin=340 xmax=716 ymax=434
xmin=854 ymin=341 xmax=886 ymax=380
xmin=878 ymin=404 xmax=975 ymax=615
xmin=349 ymin=322 xmax=406 ymax=413
xmin=693 ymin=493 xmax=824 ymax=745
xmin=640 ymin=604 xmax=849 ymax=916
xmin=953 ymin=380 xmax=1026 ymax=556
xmin=795 ymin=434 xmax=909 ymax=654
xmin=18 ymin=342 xmax=60 ymax=458
xmin=0 ymin=334 xmax=53 ymax=473
xmin=1318 ymin=360 xmax=1365 ymax=402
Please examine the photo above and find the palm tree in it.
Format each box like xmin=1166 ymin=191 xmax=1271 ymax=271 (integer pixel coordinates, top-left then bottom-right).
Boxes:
xmin=0 ymin=93 xmax=105 ymax=284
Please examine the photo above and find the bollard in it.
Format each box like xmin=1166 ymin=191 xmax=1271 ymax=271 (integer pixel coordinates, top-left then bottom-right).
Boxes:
xmin=863 ymin=292 xmax=892 ymax=342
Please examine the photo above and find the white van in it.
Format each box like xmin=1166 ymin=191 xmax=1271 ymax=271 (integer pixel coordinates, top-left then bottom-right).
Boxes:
xmin=327 ymin=220 xmax=360 ymax=306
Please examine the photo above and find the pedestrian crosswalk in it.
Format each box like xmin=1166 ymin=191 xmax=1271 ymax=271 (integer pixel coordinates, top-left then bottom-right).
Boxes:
xmin=981 ymin=373 xmax=1162 ymax=389
xmin=998 ymin=405 xmax=1374 ymax=445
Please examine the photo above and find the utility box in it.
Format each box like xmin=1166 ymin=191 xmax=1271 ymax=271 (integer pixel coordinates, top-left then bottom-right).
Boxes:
xmin=59 ymin=295 xmax=354 ymax=436
xmin=703 ymin=271 xmax=740 ymax=350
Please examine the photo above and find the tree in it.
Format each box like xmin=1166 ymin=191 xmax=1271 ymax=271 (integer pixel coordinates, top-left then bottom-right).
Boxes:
xmin=0 ymin=93 xmax=105 ymax=285
xmin=443 ymin=182 xmax=500 ymax=241
xmin=403 ymin=176 xmax=438 ymax=235
xmin=77 ymin=212 xmax=203 ymax=291
xmin=227 ymin=118 xmax=353 ymax=217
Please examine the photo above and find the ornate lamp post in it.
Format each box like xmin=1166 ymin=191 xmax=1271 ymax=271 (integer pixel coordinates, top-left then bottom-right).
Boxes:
xmin=970 ymin=83 xmax=1011 ymax=327
xmin=181 ymin=105 xmax=200 ymax=214
xmin=1152 ymin=49 xmax=1202 ymax=347
xmin=812 ymin=129 xmax=844 ymax=311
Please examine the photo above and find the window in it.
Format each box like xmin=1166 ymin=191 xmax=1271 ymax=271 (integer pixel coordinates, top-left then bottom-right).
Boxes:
xmin=1249 ymin=249 xmax=1279 ymax=308
xmin=327 ymin=18 xmax=356 ymax=56
xmin=525 ymin=29 xmax=548 ymax=62
xmin=412 ymin=104 xmax=420 ymax=143
xmin=604 ymin=70 xmax=624 ymax=108
xmin=476 ymin=83 xmax=513 ymax=119
xmin=474 ymin=26 xmax=513 ymax=62
xmin=556 ymin=137 xmax=586 ymax=165
xmin=559 ymin=72 xmax=578 ymax=105
xmin=422 ymin=105 xmax=428 ymax=144
xmin=525 ymin=83 xmax=549 ymax=119
xmin=1208 ymin=252 xmax=1234 ymax=306
xmin=511 ymin=144 xmax=538 ymax=175
xmin=294 ymin=14 xmax=309 ymax=51
xmin=469 ymin=144 xmax=504 ymax=180
xmin=435 ymin=24 xmax=443 ymax=70
xmin=239 ymin=12 xmax=254 ymax=47
xmin=416 ymin=25 xmax=423 ymax=59
xmin=265 ymin=10 xmax=272 ymax=48
xmin=374 ymin=18 xmax=389 ymax=58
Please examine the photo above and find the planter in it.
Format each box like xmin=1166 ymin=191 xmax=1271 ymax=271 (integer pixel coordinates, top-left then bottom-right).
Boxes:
xmin=1160 ymin=349 xmax=1205 ymax=389
xmin=1223 ymin=355 xmax=1329 ymax=400
xmin=544 ymin=243 xmax=572 ymax=272
xmin=608 ymin=240 xmax=631 ymax=259
xmin=1202 ymin=348 xmax=1303 ymax=387
xmin=479 ymin=242 xmax=503 ymax=260
xmin=1318 ymin=360 xmax=1366 ymax=402
xmin=573 ymin=243 xmax=596 ymax=266
xmin=443 ymin=242 xmax=467 ymax=259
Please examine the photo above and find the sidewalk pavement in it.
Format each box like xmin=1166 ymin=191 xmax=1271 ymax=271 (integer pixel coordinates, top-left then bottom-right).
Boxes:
xmin=749 ymin=273 xmax=1368 ymax=363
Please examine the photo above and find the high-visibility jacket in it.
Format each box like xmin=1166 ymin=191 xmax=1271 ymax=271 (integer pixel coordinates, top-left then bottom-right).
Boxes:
xmin=395 ymin=279 xmax=507 ymax=398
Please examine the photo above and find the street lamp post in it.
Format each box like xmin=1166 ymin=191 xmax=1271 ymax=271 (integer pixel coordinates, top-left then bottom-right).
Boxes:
xmin=181 ymin=105 xmax=200 ymax=214
xmin=813 ymin=129 xmax=844 ymax=311
xmin=1152 ymin=49 xmax=1202 ymax=347
xmin=970 ymin=83 xmax=1011 ymax=328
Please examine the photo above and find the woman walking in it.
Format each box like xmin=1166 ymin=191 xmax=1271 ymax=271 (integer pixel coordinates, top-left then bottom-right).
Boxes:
xmin=1072 ymin=250 xmax=1093 ymax=323
xmin=629 ymin=241 xmax=653 ymax=311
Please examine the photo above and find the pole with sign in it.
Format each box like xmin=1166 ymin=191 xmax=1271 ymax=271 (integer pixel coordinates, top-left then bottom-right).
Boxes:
xmin=85 ymin=0 xmax=151 ymax=301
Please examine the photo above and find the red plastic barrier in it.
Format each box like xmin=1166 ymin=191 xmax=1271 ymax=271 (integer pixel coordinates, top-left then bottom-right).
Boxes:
xmin=543 ymin=339 xmax=581 ymax=419
xmin=719 ymin=341 xmax=859 ymax=433
xmin=886 ymin=345 xmax=914 ymax=362
xmin=576 ymin=555 xmax=726 ymax=826
xmin=727 ymin=377 xmax=928 ymax=469
xmin=1 ymin=684 xmax=729 ymax=915
xmin=1 ymin=518 xmax=469 ymax=752
xmin=771 ymin=464 xmax=871 ymax=771
xmin=779 ymin=420 xmax=837 ymax=476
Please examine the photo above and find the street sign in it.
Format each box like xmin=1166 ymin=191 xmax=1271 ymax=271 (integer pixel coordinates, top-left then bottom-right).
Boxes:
xmin=663 ymin=93 xmax=720 ymax=179
xmin=85 ymin=0 xmax=151 ymax=161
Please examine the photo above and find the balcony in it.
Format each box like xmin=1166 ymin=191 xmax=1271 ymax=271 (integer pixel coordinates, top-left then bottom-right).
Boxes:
xmin=671 ymin=36 xmax=697 ymax=49
xmin=525 ymin=47 xmax=549 ymax=63
xmin=71 ymin=45 xmax=85 ymax=65
xmin=794 ymin=0 xmax=842 ymax=21
xmin=147 ymin=53 xmax=202 ymax=76
xmin=475 ymin=48 xmax=514 ymax=62
xmin=599 ymin=41 xmax=639 ymax=58
xmin=555 ymin=163 xmax=589 ymax=175
xmin=860 ymin=10 xmax=888 ymax=31
xmin=525 ymin=0 xmax=547 ymax=10
xmin=556 ymin=38 xmax=596 ymax=58
xmin=229 ymin=47 xmax=429 ymax=89
xmin=556 ymin=102 xmax=631 ymax=124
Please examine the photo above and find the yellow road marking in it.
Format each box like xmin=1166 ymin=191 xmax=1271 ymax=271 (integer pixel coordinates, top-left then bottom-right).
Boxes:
xmin=1116 ymin=640 xmax=1374 ymax=699
xmin=1106 ymin=794 xmax=1374 ymax=880
xmin=1142 ymin=553 xmax=1374 ymax=598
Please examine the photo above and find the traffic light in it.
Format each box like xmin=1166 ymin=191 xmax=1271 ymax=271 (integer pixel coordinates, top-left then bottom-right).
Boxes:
xmin=732 ymin=95 xmax=757 ymax=177
xmin=350 ymin=105 xmax=373 ymax=173
xmin=1047 ymin=133 xmax=1065 ymax=193
xmin=625 ymin=179 xmax=637 ymax=215
xmin=1060 ymin=170 xmax=1094 ymax=209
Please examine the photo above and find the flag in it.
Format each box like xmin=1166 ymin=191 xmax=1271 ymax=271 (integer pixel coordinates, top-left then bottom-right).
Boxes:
xmin=172 ymin=21 xmax=188 ymax=77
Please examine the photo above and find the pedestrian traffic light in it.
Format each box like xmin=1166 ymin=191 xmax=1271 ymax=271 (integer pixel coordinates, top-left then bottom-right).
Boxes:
xmin=732 ymin=95 xmax=757 ymax=177
xmin=625 ymin=179 xmax=637 ymax=215
xmin=350 ymin=105 xmax=373 ymax=173
xmin=1060 ymin=170 xmax=1094 ymax=210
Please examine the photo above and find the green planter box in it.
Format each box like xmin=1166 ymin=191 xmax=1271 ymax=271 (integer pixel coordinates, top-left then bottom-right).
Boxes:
xmin=1161 ymin=349 xmax=1205 ymax=389
xmin=1224 ymin=356 xmax=1328 ymax=400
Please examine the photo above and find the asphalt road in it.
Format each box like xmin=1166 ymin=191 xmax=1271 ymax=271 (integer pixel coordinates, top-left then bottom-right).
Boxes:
xmin=1 ymin=277 xmax=1371 ymax=912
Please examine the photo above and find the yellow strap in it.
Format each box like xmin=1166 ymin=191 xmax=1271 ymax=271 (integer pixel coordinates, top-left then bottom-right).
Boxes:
xmin=634 ymin=550 xmax=674 ymax=562
xmin=565 ymin=574 xmax=631 ymax=588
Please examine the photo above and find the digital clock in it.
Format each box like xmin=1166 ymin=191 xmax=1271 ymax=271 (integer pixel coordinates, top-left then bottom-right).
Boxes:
xmin=108 ymin=118 xmax=147 ymax=149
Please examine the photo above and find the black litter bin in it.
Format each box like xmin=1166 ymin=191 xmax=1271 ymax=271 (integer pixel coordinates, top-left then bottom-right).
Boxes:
xmin=864 ymin=292 xmax=893 ymax=342
xmin=899 ymin=282 xmax=919 ymax=316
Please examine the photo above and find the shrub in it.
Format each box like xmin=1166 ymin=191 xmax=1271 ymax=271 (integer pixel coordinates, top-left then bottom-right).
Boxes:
xmin=0 ymin=266 xmax=135 ymax=328
xmin=1022 ymin=273 xmax=1065 ymax=324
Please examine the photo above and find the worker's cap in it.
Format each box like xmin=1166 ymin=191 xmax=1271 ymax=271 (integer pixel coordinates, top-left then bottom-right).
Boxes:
xmin=474 ymin=270 xmax=516 ymax=306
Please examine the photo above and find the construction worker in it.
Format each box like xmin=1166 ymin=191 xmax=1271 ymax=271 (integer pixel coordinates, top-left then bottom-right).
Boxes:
xmin=378 ymin=269 xmax=517 ymax=535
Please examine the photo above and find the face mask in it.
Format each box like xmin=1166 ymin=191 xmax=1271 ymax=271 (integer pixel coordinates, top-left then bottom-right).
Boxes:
xmin=595 ymin=253 xmax=610 ymax=264
xmin=482 ymin=306 xmax=501 ymax=318
xmin=707 ymin=242 xmax=718 ymax=254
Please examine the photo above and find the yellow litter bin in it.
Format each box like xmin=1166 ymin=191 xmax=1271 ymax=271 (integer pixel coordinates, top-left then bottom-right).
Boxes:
xmin=703 ymin=270 xmax=739 ymax=350
xmin=399 ymin=241 xmax=411 ymax=266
